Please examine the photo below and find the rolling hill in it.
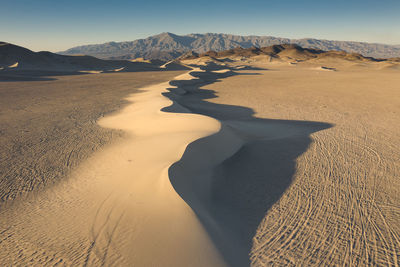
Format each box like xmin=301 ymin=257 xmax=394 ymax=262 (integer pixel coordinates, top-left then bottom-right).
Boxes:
xmin=180 ymin=44 xmax=383 ymax=63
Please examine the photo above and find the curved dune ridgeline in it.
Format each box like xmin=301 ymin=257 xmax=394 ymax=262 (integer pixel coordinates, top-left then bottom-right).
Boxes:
xmin=0 ymin=65 xmax=331 ymax=266
xmin=0 ymin=71 xmax=184 ymax=202
xmin=162 ymin=67 xmax=331 ymax=266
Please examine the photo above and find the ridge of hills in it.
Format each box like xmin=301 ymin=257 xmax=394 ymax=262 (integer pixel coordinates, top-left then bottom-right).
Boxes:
xmin=179 ymin=44 xmax=386 ymax=62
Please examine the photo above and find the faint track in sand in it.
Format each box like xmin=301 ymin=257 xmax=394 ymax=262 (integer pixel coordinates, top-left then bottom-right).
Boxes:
xmin=250 ymin=127 xmax=399 ymax=266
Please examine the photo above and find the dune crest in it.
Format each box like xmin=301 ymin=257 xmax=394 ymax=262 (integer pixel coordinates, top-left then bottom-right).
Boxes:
xmin=8 ymin=62 xmax=19 ymax=68
xmin=0 ymin=68 xmax=228 ymax=266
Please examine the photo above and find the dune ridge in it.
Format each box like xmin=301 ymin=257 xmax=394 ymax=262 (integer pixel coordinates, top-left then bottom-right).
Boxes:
xmin=0 ymin=62 xmax=331 ymax=266
xmin=85 ymin=66 xmax=330 ymax=266
xmin=0 ymin=68 xmax=229 ymax=266
xmin=161 ymin=66 xmax=332 ymax=266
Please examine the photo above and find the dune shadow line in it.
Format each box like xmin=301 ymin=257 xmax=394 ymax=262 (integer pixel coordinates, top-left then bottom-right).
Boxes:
xmin=162 ymin=64 xmax=333 ymax=267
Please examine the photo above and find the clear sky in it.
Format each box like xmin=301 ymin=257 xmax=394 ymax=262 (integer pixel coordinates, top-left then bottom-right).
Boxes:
xmin=1 ymin=0 xmax=399 ymax=52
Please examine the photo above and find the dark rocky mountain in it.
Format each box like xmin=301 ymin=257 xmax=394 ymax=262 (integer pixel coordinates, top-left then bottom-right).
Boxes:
xmin=60 ymin=32 xmax=400 ymax=60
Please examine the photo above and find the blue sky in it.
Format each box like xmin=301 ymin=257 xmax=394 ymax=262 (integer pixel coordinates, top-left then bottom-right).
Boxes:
xmin=1 ymin=0 xmax=399 ymax=51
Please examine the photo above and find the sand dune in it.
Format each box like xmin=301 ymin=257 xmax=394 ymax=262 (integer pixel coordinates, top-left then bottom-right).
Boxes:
xmin=8 ymin=62 xmax=19 ymax=68
xmin=162 ymin=67 xmax=331 ymax=266
xmin=0 ymin=71 xmax=183 ymax=201
xmin=381 ymin=62 xmax=400 ymax=70
xmin=0 ymin=64 xmax=330 ymax=266
xmin=0 ymin=69 xmax=227 ymax=266
xmin=314 ymin=66 xmax=336 ymax=71
xmin=160 ymin=60 xmax=191 ymax=70
xmin=1 ymin=52 xmax=399 ymax=266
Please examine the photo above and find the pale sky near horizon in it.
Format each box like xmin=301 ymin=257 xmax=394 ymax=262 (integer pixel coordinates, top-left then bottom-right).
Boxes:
xmin=1 ymin=0 xmax=399 ymax=52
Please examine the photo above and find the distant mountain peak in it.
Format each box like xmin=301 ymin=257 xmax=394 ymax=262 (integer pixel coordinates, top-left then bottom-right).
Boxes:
xmin=158 ymin=32 xmax=177 ymax=37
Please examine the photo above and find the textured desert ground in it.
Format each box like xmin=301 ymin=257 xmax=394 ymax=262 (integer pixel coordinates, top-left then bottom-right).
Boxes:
xmin=0 ymin=57 xmax=399 ymax=266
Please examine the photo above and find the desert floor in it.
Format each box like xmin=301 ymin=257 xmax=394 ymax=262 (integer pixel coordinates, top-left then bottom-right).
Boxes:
xmin=0 ymin=62 xmax=399 ymax=266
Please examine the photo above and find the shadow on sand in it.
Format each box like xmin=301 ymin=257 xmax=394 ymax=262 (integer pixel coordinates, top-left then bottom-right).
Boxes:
xmin=162 ymin=64 xmax=333 ymax=266
xmin=0 ymin=64 xmax=190 ymax=82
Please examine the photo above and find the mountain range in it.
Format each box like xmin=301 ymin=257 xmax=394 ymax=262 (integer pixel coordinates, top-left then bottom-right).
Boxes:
xmin=60 ymin=32 xmax=400 ymax=60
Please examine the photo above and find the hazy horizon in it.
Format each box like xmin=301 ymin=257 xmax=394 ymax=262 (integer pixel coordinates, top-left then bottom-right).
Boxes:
xmin=1 ymin=0 xmax=400 ymax=52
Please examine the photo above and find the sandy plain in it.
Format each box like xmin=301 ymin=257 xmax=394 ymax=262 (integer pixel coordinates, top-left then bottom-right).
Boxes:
xmin=0 ymin=57 xmax=399 ymax=266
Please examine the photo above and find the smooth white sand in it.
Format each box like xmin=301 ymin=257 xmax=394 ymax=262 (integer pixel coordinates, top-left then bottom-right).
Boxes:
xmin=0 ymin=69 xmax=227 ymax=266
